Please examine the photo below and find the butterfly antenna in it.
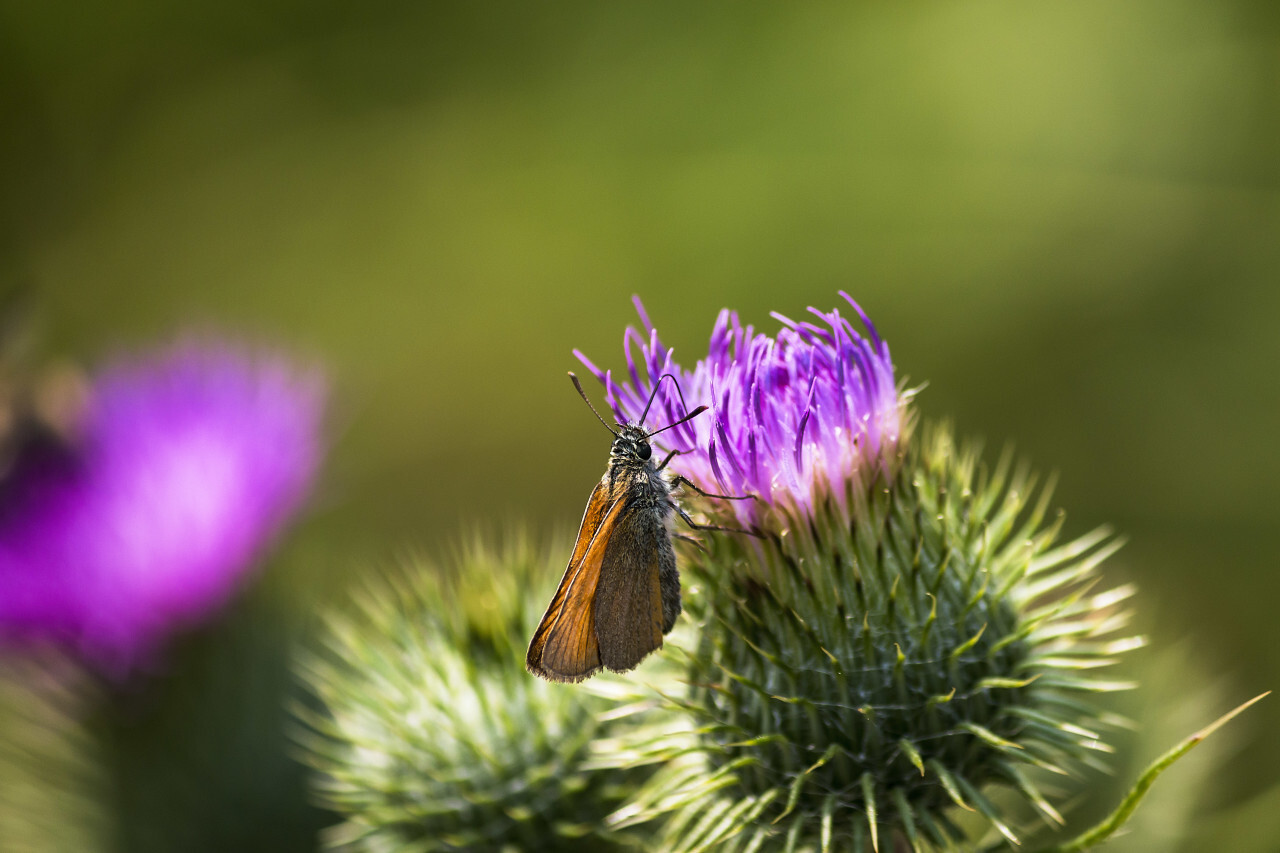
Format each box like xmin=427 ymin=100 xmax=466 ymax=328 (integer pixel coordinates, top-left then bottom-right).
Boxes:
xmin=642 ymin=374 xmax=708 ymax=436
xmin=568 ymin=373 xmax=620 ymax=437
xmin=639 ymin=373 xmax=692 ymax=427
xmin=647 ymin=404 xmax=708 ymax=438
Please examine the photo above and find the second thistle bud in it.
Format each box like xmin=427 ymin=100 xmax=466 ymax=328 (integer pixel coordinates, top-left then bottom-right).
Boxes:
xmin=296 ymin=537 xmax=659 ymax=852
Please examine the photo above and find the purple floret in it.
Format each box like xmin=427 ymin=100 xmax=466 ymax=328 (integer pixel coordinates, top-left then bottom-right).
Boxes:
xmin=576 ymin=293 xmax=903 ymax=526
xmin=0 ymin=342 xmax=324 ymax=674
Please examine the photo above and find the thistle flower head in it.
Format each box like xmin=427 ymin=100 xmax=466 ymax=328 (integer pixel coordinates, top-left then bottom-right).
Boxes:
xmin=0 ymin=342 xmax=324 ymax=674
xmin=575 ymin=292 xmax=904 ymax=527
xmin=580 ymin=297 xmax=1140 ymax=852
xmin=297 ymin=535 xmax=657 ymax=852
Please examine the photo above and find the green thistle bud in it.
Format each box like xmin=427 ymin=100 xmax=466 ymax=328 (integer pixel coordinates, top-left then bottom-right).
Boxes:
xmin=665 ymin=423 xmax=1135 ymax=851
xmin=295 ymin=535 xmax=656 ymax=852
xmin=579 ymin=296 xmax=1141 ymax=851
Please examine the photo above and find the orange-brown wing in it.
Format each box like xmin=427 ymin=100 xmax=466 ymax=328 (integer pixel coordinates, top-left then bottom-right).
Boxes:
xmin=566 ymin=478 xmax=613 ymax=575
xmin=593 ymin=504 xmax=669 ymax=673
xmin=526 ymin=481 xmax=627 ymax=682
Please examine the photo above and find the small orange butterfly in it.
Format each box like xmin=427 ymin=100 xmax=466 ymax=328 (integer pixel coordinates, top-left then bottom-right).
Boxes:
xmin=526 ymin=373 xmax=752 ymax=682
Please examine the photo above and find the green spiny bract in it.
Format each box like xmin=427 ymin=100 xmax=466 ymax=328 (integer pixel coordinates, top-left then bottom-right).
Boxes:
xmin=623 ymin=422 xmax=1138 ymax=852
xmin=0 ymin=656 xmax=106 ymax=853
xmin=295 ymin=535 xmax=655 ymax=852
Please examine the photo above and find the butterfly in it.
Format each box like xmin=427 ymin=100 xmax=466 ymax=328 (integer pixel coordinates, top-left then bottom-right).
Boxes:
xmin=526 ymin=373 xmax=752 ymax=682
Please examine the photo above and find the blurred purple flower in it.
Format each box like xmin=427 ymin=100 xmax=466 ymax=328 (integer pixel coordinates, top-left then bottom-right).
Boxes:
xmin=0 ymin=343 xmax=324 ymax=674
xmin=575 ymin=293 xmax=904 ymax=525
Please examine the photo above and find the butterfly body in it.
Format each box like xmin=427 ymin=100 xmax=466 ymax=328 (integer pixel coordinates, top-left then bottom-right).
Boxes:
xmin=527 ymin=424 xmax=681 ymax=682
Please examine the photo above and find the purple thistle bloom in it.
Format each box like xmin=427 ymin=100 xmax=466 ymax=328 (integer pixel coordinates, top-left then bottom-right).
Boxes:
xmin=0 ymin=342 xmax=324 ymax=675
xmin=575 ymin=293 xmax=904 ymax=526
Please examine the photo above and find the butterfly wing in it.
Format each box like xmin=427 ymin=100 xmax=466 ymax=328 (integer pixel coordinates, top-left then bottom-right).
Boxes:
xmin=526 ymin=480 xmax=627 ymax=682
xmin=592 ymin=501 xmax=675 ymax=673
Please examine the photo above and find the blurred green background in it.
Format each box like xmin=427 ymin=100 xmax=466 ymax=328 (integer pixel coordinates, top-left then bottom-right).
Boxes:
xmin=2 ymin=1 xmax=1278 ymax=851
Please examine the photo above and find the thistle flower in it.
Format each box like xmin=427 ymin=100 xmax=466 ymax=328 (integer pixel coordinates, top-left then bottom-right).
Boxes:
xmin=0 ymin=342 xmax=324 ymax=675
xmin=296 ymin=535 xmax=660 ymax=852
xmin=579 ymin=296 xmax=1142 ymax=852
xmin=575 ymin=292 xmax=903 ymax=529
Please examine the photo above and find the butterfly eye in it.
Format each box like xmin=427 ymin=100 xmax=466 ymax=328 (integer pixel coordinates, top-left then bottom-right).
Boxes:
xmin=637 ymin=441 xmax=652 ymax=460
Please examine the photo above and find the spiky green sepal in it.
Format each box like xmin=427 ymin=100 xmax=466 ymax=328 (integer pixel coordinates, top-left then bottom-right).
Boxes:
xmin=627 ymin=421 xmax=1140 ymax=852
xmin=295 ymin=536 xmax=656 ymax=852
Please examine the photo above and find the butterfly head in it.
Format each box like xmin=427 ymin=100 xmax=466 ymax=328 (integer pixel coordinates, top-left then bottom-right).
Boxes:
xmin=610 ymin=424 xmax=653 ymax=466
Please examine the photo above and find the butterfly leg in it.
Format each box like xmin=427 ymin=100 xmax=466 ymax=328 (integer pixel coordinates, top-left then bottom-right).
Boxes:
xmin=674 ymin=503 xmax=762 ymax=539
xmin=669 ymin=475 xmax=758 ymax=502
xmin=672 ymin=532 xmax=707 ymax=552
xmin=655 ymin=448 xmax=683 ymax=471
